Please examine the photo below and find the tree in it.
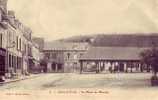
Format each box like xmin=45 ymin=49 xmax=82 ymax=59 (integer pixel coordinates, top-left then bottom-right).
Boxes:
xmin=140 ymin=47 xmax=158 ymax=77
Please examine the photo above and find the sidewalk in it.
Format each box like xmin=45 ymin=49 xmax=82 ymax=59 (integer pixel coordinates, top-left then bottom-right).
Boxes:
xmin=0 ymin=74 xmax=42 ymax=84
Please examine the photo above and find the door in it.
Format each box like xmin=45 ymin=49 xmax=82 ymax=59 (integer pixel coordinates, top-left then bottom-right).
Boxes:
xmin=51 ymin=63 xmax=56 ymax=71
xmin=0 ymin=56 xmax=5 ymax=76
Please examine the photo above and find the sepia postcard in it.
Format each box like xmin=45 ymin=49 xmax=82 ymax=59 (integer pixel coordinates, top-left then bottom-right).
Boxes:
xmin=0 ymin=0 xmax=158 ymax=100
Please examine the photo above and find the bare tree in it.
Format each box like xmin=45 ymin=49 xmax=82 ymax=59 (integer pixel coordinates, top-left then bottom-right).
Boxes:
xmin=140 ymin=47 xmax=158 ymax=77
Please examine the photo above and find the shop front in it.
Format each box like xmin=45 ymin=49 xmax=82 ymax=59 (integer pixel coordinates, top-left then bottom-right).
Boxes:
xmin=0 ymin=48 xmax=6 ymax=81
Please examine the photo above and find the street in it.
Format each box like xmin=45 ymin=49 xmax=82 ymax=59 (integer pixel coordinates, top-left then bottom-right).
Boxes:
xmin=0 ymin=73 xmax=157 ymax=91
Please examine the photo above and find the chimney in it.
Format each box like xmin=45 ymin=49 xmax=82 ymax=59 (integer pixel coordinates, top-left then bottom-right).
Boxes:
xmin=7 ymin=10 xmax=16 ymax=28
xmin=0 ymin=0 xmax=8 ymax=14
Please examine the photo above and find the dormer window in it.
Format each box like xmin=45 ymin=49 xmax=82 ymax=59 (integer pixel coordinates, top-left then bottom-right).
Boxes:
xmin=72 ymin=45 xmax=77 ymax=50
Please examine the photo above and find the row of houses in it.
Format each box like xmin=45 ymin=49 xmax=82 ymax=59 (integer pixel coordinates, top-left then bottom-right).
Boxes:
xmin=0 ymin=0 xmax=43 ymax=79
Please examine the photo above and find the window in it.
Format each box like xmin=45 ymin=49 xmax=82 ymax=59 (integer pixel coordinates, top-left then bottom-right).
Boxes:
xmin=80 ymin=53 xmax=83 ymax=57
xmin=45 ymin=53 xmax=50 ymax=59
xmin=12 ymin=55 xmax=14 ymax=68
xmin=16 ymin=36 xmax=18 ymax=50
xmin=0 ymin=34 xmax=2 ymax=47
xmin=28 ymin=45 xmax=32 ymax=56
xmin=74 ymin=54 xmax=78 ymax=59
xmin=24 ymin=44 xmax=27 ymax=54
xmin=67 ymin=53 xmax=70 ymax=59
xmin=52 ymin=53 xmax=57 ymax=59
xmin=85 ymin=46 xmax=89 ymax=50
xmin=16 ymin=37 xmax=22 ymax=51
xmin=17 ymin=57 xmax=22 ymax=69
xmin=19 ymin=38 xmax=21 ymax=51
xmin=14 ymin=56 xmax=17 ymax=70
xmin=8 ymin=32 xmax=11 ymax=43
xmin=17 ymin=57 xmax=19 ymax=69
xmin=9 ymin=54 xmax=11 ymax=67
xmin=72 ymin=45 xmax=77 ymax=50
xmin=0 ymin=11 xmax=2 ymax=21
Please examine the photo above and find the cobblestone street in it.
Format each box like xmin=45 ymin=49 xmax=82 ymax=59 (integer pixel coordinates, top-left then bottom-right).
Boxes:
xmin=0 ymin=73 xmax=156 ymax=90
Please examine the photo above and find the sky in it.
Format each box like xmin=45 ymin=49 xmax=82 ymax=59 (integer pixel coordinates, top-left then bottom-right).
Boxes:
xmin=7 ymin=0 xmax=158 ymax=41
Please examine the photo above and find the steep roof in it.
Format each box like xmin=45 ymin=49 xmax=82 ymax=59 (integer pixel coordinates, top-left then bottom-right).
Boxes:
xmin=92 ymin=34 xmax=158 ymax=47
xmin=44 ymin=41 xmax=89 ymax=51
xmin=80 ymin=47 xmax=150 ymax=61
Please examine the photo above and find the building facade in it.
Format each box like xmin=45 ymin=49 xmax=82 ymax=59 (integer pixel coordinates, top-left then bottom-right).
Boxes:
xmin=63 ymin=45 xmax=89 ymax=73
xmin=42 ymin=42 xmax=89 ymax=73
xmin=0 ymin=0 xmax=41 ymax=79
xmin=28 ymin=42 xmax=41 ymax=73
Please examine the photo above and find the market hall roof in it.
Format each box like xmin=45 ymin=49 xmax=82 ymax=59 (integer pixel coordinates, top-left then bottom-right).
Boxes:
xmin=92 ymin=34 xmax=158 ymax=47
xmin=80 ymin=47 xmax=150 ymax=61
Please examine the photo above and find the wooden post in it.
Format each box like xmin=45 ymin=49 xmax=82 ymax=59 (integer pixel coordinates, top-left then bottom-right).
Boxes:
xmin=138 ymin=63 xmax=141 ymax=72
xmin=98 ymin=61 xmax=101 ymax=73
xmin=103 ymin=61 xmax=105 ymax=71
xmin=55 ymin=64 xmax=58 ymax=72
xmin=109 ymin=61 xmax=113 ymax=73
xmin=124 ymin=62 xmax=127 ymax=73
xmin=135 ymin=62 xmax=138 ymax=71
xmin=47 ymin=62 xmax=52 ymax=73
xmin=140 ymin=64 xmax=143 ymax=72
xmin=80 ymin=61 xmax=83 ymax=74
xmin=130 ymin=62 xmax=133 ymax=73
xmin=96 ymin=61 xmax=98 ymax=73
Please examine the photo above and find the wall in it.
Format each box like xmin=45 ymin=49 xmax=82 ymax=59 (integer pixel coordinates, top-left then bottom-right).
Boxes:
xmin=64 ymin=50 xmax=86 ymax=73
xmin=43 ymin=50 xmax=64 ymax=72
xmin=33 ymin=38 xmax=44 ymax=51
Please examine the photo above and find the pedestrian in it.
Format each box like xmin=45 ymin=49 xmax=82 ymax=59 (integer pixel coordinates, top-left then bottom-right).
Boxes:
xmin=109 ymin=66 xmax=112 ymax=73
